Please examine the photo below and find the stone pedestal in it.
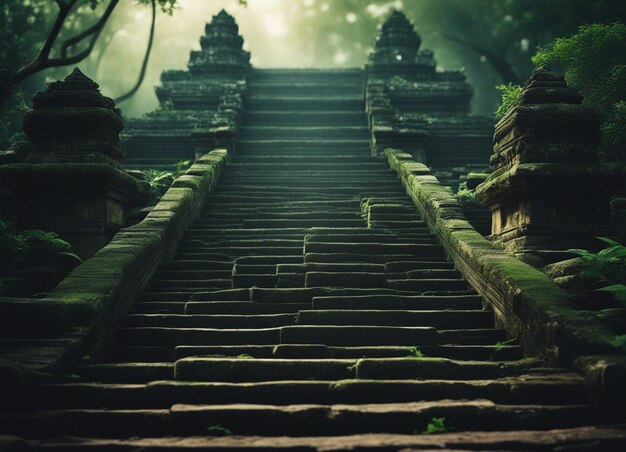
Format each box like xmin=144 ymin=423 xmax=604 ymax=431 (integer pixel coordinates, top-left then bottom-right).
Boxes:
xmin=475 ymin=67 xmax=621 ymax=266
xmin=0 ymin=69 xmax=148 ymax=259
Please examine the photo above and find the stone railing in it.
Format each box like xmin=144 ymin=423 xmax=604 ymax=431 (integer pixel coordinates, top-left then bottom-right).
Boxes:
xmin=385 ymin=147 xmax=626 ymax=418
xmin=0 ymin=149 xmax=229 ymax=381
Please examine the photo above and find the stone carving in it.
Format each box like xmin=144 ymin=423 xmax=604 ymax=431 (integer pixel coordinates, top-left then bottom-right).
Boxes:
xmin=475 ymin=67 xmax=621 ymax=266
xmin=366 ymin=10 xmax=491 ymax=168
xmin=0 ymin=69 xmax=148 ymax=259
xmin=123 ymin=10 xmax=250 ymax=168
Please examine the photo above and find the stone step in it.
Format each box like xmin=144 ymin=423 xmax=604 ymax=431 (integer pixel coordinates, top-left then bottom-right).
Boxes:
xmin=108 ymin=343 xmax=520 ymax=362
xmin=19 ymin=426 xmax=626 ymax=449
xmin=233 ymin=264 xmax=277 ymax=274
xmin=279 ymin=326 xmax=439 ymax=346
xmin=152 ymin=270 xmax=233 ymax=280
xmin=296 ymin=310 xmax=493 ymax=329
xmin=237 ymin=140 xmax=367 ymax=152
xmin=116 ymin=327 xmax=281 ymax=347
xmin=199 ymin=211 xmax=363 ymax=221
xmin=147 ymin=279 xmax=232 ymax=290
xmin=239 ymin=126 xmax=370 ymax=139
xmin=304 ymin=272 xmax=387 ymax=288
xmin=76 ymin=363 xmax=174 ymax=383
xmin=277 ymin=263 xmax=385 ymax=274
xmin=387 ymin=278 xmax=470 ymax=292
xmin=304 ymin=234 xmax=435 ymax=244
xmin=158 ymin=260 xmax=234 ymax=272
xmin=304 ymin=253 xmax=440 ymax=264
xmin=166 ymin=400 xmax=594 ymax=436
xmin=249 ymin=287 xmax=398 ymax=304
xmin=246 ymin=83 xmax=363 ymax=96
xmin=232 ymin=274 xmax=278 ymax=288
xmin=26 ymin=372 xmax=585 ymax=411
xmin=304 ymin=243 xmax=438 ymax=257
xmin=311 ymin=294 xmax=483 ymax=311
xmin=184 ymin=302 xmax=310 ymax=315
xmin=246 ymin=97 xmax=364 ymax=112
xmin=121 ymin=314 xmax=297 ymax=329
xmin=243 ymin=111 xmax=366 ymax=127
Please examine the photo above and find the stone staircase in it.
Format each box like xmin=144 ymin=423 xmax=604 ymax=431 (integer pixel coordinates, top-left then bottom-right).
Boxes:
xmin=1 ymin=69 xmax=610 ymax=449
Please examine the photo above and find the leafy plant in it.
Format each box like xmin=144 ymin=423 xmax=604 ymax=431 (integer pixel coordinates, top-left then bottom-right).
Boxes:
xmin=140 ymin=160 xmax=192 ymax=204
xmin=610 ymin=334 xmax=626 ymax=352
xmin=406 ymin=347 xmax=425 ymax=358
xmin=234 ymin=354 xmax=254 ymax=359
xmin=0 ymin=219 xmax=80 ymax=264
xmin=532 ymin=23 xmax=626 ymax=163
xmin=495 ymin=82 xmax=523 ymax=119
xmin=418 ymin=417 xmax=448 ymax=435
xmin=568 ymin=236 xmax=626 ymax=306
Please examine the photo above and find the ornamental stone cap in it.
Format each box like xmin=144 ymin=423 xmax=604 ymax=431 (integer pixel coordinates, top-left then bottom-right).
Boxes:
xmin=519 ymin=66 xmax=583 ymax=105
xmin=22 ymin=68 xmax=125 ymax=162
xmin=369 ymin=10 xmax=422 ymax=65
xmin=32 ymin=68 xmax=120 ymax=112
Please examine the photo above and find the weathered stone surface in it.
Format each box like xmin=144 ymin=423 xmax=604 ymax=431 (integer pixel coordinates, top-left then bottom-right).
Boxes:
xmin=475 ymin=67 xmax=621 ymax=265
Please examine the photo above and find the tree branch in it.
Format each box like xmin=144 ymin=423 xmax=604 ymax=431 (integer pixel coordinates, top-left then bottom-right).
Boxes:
xmin=114 ymin=0 xmax=156 ymax=104
xmin=60 ymin=0 xmax=119 ymax=58
xmin=440 ymin=32 xmax=524 ymax=84
xmin=13 ymin=0 xmax=79 ymax=83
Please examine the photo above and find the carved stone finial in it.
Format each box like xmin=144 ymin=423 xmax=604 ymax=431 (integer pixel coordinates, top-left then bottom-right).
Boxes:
xmin=369 ymin=10 xmax=422 ymax=67
xmin=188 ymin=9 xmax=250 ymax=77
xmin=23 ymin=68 xmax=124 ymax=162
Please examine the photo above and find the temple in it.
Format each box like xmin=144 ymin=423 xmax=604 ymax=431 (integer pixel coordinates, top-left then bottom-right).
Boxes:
xmin=122 ymin=9 xmax=492 ymax=187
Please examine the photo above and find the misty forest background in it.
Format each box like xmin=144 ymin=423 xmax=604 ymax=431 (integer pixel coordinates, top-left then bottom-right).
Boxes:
xmin=1 ymin=0 xmax=625 ymax=150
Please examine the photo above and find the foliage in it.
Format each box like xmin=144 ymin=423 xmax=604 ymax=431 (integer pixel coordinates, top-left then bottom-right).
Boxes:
xmin=610 ymin=334 xmax=626 ymax=352
xmin=456 ymin=187 xmax=476 ymax=203
xmin=0 ymin=218 xmax=81 ymax=270
xmin=568 ymin=237 xmax=626 ymax=307
xmin=140 ymin=160 xmax=191 ymax=203
xmin=406 ymin=347 xmax=425 ymax=358
xmin=494 ymin=82 xmax=522 ymax=119
xmin=234 ymin=354 xmax=254 ymax=359
xmin=205 ymin=424 xmax=233 ymax=436
xmin=532 ymin=23 xmax=626 ymax=163
xmin=419 ymin=417 xmax=448 ymax=434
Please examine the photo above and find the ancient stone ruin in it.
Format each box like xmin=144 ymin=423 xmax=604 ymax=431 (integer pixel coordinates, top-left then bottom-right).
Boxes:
xmin=0 ymin=9 xmax=624 ymax=451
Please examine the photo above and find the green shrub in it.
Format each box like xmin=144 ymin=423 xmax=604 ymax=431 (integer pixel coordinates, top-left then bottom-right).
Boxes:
xmin=418 ymin=417 xmax=448 ymax=434
xmin=532 ymin=23 xmax=626 ymax=162
xmin=494 ymin=82 xmax=523 ymax=119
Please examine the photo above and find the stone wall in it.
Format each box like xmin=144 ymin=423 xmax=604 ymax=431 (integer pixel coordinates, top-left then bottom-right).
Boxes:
xmin=0 ymin=149 xmax=229 ymax=381
xmin=386 ymin=147 xmax=626 ymax=417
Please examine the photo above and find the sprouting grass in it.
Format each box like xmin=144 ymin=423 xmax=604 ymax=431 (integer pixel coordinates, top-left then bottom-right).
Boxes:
xmin=416 ymin=417 xmax=448 ymax=434
xmin=206 ymin=425 xmax=233 ymax=436
xmin=406 ymin=347 xmax=425 ymax=358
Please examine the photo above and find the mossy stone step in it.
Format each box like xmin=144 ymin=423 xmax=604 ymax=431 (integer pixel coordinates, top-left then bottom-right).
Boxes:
xmin=232 ymin=274 xmax=278 ymax=288
xmin=168 ymin=401 xmax=593 ymax=436
xmin=174 ymin=358 xmax=356 ymax=382
xmin=184 ymin=302 xmax=309 ymax=315
xmin=304 ymin=272 xmax=387 ymax=288
xmin=153 ymin=270 xmax=233 ymax=280
xmin=116 ymin=327 xmax=281 ymax=347
xmin=304 ymin=234 xmax=435 ymax=244
xmin=311 ymin=294 xmax=483 ymax=311
xmin=304 ymin=243 xmax=437 ymax=257
xmin=158 ymin=260 xmax=233 ymax=271
xmin=249 ymin=287 xmax=398 ymax=304
xmin=147 ymin=279 xmax=231 ymax=290
xmin=305 ymin=253 xmax=438 ymax=265
xmin=279 ymin=325 xmax=439 ymax=346
xmin=277 ymin=263 xmax=385 ymax=274
xmin=387 ymin=278 xmax=470 ymax=292
xmin=296 ymin=310 xmax=492 ymax=329
xmin=121 ymin=314 xmax=297 ymax=329
xmin=77 ymin=363 xmax=174 ymax=384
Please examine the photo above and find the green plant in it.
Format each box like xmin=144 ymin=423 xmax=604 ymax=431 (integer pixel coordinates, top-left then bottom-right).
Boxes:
xmin=418 ymin=417 xmax=448 ymax=435
xmin=0 ymin=219 xmax=81 ymax=265
xmin=568 ymin=236 xmax=626 ymax=306
xmin=610 ymin=334 xmax=626 ymax=352
xmin=406 ymin=347 xmax=425 ymax=358
xmin=234 ymin=354 xmax=254 ymax=359
xmin=495 ymin=82 xmax=523 ymax=119
xmin=205 ymin=425 xmax=233 ymax=436
xmin=175 ymin=159 xmax=192 ymax=177
xmin=532 ymin=23 xmax=626 ymax=163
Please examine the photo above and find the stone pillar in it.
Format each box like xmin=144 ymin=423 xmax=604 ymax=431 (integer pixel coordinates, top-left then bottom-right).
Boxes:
xmin=475 ymin=67 xmax=621 ymax=266
xmin=0 ymin=69 xmax=148 ymax=259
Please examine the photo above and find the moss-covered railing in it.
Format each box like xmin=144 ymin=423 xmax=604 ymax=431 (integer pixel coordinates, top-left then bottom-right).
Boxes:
xmin=385 ymin=148 xmax=626 ymax=418
xmin=0 ymin=149 xmax=229 ymax=374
